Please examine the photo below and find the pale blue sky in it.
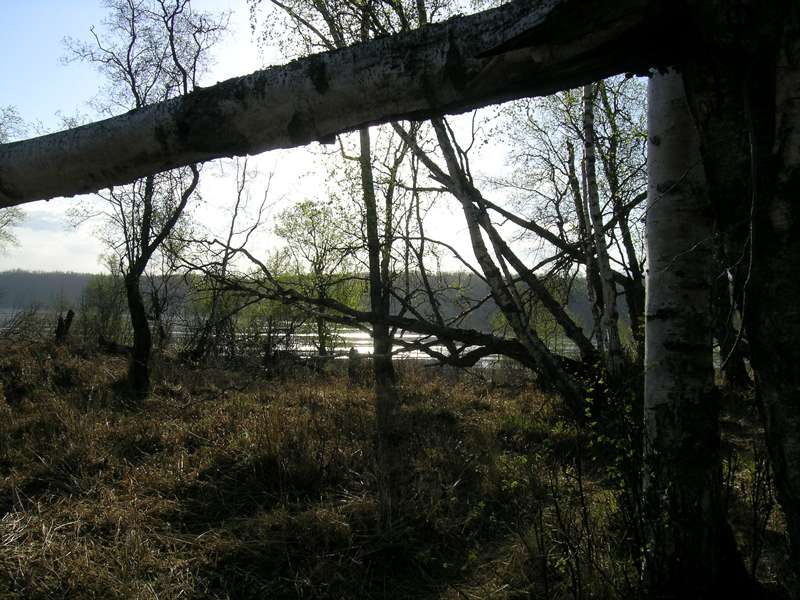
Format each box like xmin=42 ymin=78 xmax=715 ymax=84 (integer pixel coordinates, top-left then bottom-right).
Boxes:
xmin=0 ymin=2 xmax=108 ymax=128
xmin=0 ymin=1 xmax=491 ymax=275
xmin=0 ymin=0 xmax=290 ymax=273
xmin=1 ymin=0 xmax=263 ymax=129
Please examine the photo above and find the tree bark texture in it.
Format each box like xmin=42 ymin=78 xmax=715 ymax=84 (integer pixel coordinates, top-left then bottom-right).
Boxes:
xmin=359 ymin=126 xmax=400 ymax=528
xmin=425 ymin=119 xmax=584 ymax=411
xmin=583 ymin=83 xmax=625 ymax=377
xmin=0 ymin=0 xmax=664 ymax=207
xmin=567 ymin=140 xmax=606 ymax=353
xmin=125 ymin=273 xmax=152 ymax=399
xmin=681 ymin=1 xmax=800 ymax=591
xmin=394 ymin=121 xmax=595 ymax=381
xmin=643 ymin=71 xmax=734 ymax=598
xmin=599 ymin=82 xmax=646 ymax=358
xmin=359 ymin=127 xmax=398 ymax=412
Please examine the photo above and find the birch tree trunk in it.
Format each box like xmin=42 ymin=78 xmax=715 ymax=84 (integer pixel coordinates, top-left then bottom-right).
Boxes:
xmin=598 ymin=82 xmax=646 ymax=358
xmin=423 ymin=120 xmax=585 ymax=412
xmin=583 ymin=83 xmax=624 ymax=377
xmin=0 ymin=0 xmax=662 ymax=207
xmin=643 ymin=70 xmax=744 ymax=598
xmin=567 ymin=141 xmax=606 ymax=353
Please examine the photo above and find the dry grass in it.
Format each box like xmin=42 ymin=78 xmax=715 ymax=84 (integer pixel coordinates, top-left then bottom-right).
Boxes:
xmin=0 ymin=341 xmax=788 ymax=599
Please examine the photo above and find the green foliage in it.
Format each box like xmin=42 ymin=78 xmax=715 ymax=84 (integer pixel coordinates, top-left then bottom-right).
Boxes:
xmin=275 ymin=199 xmax=359 ymax=295
xmin=78 ymin=260 xmax=129 ymax=343
xmin=274 ymin=199 xmax=365 ymax=356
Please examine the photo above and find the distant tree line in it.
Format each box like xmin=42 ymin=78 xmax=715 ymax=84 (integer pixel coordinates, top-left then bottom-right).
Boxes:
xmin=0 ymin=270 xmax=93 ymax=309
xmin=0 ymin=267 xmax=620 ymax=341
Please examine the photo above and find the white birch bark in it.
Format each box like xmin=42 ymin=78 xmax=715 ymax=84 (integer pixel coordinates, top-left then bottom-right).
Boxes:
xmin=643 ymin=70 xmax=723 ymax=595
xmin=583 ymin=83 xmax=624 ymax=375
xmin=0 ymin=0 xmax=657 ymax=207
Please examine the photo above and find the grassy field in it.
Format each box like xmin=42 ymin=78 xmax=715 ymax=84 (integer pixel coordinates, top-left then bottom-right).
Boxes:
xmin=0 ymin=341 xmax=788 ymax=599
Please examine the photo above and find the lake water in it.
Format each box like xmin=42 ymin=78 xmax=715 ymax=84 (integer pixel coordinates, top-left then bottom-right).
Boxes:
xmin=0 ymin=307 xmax=581 ymax=366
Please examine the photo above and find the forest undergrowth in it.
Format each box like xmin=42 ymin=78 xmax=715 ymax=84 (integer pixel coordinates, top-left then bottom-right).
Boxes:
xmin=0 ymin=341 xmax=789 ymax=599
